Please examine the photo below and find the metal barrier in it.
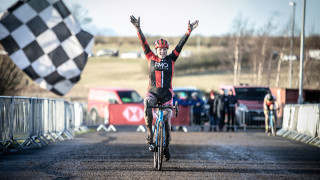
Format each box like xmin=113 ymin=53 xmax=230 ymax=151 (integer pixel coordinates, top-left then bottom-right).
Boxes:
xmin=0 ymin=96 xmax=87 ymax=152
xmin=235 ymin=104 xmax=282 ymax=131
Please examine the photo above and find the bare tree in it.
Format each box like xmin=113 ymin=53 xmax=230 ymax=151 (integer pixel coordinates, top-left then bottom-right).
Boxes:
xmin=303 ymin=35 xmax=320 ymax=88
xmin=230 ymin=14 xmax=254 ymax=85
xmin=254 ymin=19 xmax=275 ymax=85
xmin=275 ymin=21 xmax=291 ymax=87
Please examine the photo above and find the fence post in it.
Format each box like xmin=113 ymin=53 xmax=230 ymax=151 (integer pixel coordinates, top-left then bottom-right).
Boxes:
xmin=9 ymin=97 xmax=14 ymax=141
xmin=0 ymin=97 xmax=2 ymax=141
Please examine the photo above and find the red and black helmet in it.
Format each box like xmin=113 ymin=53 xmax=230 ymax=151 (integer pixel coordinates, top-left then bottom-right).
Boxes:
xmin=154 ymin=39 xmax=169 ymax=49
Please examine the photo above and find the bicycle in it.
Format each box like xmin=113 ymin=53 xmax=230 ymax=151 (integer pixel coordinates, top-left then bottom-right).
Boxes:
xmin=266 ymin=108 xmax=279 ymax=136
xmin=146 ymin=100 xmax=178 ymax=170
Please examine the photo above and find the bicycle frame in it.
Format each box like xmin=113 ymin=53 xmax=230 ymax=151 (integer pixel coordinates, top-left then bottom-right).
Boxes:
xmin=146 ymin=101 xmax=178 ymax=170
xmin=153 ymin=107 xmax=166 ymax=150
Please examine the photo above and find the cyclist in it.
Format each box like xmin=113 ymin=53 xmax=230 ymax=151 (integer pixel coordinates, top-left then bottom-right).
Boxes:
xmin=130 ymin=15 xmax=198 ymax=161
xmin=263 ymin=92 xmax=277 ymax=134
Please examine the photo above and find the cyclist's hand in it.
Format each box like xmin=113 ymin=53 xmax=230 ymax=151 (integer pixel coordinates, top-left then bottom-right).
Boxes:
xmin=130 ymin=15 xmax=140 ymax=30
xmin=188 ymin=20 xmax=199 ymax=32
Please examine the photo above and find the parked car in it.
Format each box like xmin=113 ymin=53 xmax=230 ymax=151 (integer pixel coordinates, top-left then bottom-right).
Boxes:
xmin=87 ymin=87 xmax=143 ymax=122
xmin=96 ymin=49 xmax=119 ymax=57
xmin=180 ymin=50 xmax=192 ymax=58
xmin=120 ymin=52 xmax=141 ymax=59
xmin=220 ymin=85 xmax=270 ymax=126
xmin=173 ymin=87 xmax=209 ymax=123
xmin=88 ymin=52 xmax=94 ymax=57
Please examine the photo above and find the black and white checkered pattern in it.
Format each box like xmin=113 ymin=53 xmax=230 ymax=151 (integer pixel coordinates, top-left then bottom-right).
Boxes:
xmin=0 ymin=0 xmax=94 ymax=95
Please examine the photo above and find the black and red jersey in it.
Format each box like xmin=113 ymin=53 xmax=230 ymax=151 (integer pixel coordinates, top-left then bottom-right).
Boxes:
xmin=137 ymin=29 xmax=190 ymax=103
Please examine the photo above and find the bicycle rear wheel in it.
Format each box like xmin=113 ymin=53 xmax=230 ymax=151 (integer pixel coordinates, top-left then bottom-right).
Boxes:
xmin=157 ymin=121 xmax=164 ymax=170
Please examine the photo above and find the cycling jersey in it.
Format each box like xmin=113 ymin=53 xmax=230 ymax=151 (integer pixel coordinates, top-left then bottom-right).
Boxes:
xmin=137 ymin=29 xmax=190 ymax=103
xmin=263 ymin=94 xmax=276 ymax=110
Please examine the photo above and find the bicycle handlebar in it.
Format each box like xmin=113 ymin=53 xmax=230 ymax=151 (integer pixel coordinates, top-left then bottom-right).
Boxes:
xmin=146 ymin=101 xmax=179 ymax=118
xmin=147 ymin=105 xmax=176 ymax=109
xmin=264 ymin=108 xmax=280 ymax=111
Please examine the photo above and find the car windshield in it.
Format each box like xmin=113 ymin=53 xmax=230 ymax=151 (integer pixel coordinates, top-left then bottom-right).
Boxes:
xmin=234 ymin=87 xmax=269 ymax=101
xmin=117 ymin=91 xmax=143 ymax=103
xmin=174 ymin=90 xmax=206 ymax=102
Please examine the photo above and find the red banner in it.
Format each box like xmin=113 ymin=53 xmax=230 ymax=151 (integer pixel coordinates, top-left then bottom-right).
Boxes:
xmin=171 ymin=106 xmax=191 ymax=126
xmin=108 ymin=104 xmax=145 ymax=125
xmin=108 ymin=104 xmax=191 ymax=126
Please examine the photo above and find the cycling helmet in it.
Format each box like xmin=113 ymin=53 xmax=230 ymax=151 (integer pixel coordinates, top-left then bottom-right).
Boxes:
xmin=154 ymin=39 xmax=169 ymax=49
xmin=266 ymin=94 xmax=274 ymax=101
xmin=191 ymin=92 xmax=198 ymax=98
xmin=266 ymin=94 xmax=274 ymax=106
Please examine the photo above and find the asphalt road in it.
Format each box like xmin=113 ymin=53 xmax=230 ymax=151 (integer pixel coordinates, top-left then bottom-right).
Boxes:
xmin=1 ymin=129 xmax=320 ymax=179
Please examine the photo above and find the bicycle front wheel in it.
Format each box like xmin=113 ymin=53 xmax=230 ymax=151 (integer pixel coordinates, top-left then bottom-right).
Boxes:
xmin=153 ymin=129 xmax=158 ymax=169
xmin=271 ymin=116 xmax=276 ymax=136
xmin=153 ymin=149 xmax=158 ymax=168
xmin=157 ymin=121 xmax=164 ymax=170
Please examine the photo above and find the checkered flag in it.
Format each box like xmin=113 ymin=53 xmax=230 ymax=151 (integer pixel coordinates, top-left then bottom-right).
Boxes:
xmin=0 ymin=0 xmax=94 ymax=95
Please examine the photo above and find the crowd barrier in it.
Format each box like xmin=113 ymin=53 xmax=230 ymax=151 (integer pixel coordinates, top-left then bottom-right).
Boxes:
xmin=0 ymin=96 xmax=87 ymax=152
xmin=277 ymin=104 xmax=320 ymax=147
xmin=236 ymin=103 xmax=283 ymax=131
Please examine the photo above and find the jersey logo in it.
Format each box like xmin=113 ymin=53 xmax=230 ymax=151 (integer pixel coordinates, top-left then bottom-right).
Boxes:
xmin=155 ymin=61 xmax=169 ymax=71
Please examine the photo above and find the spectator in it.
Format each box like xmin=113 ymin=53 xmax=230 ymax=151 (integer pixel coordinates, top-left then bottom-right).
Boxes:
xmin=178 ymin=92 xmax=192 ymax=106
xmin=227 ymin=89 xmax=238 ymax=131
xmin=207 ymin=90 xmax=218 ymax=131
xmin=215 ymin=88 xmax=228 ymax=131
xmin=190 ymin=92 xmax=205 ymax=131
xmin=175 ymin=92 xmax=192 ymax=131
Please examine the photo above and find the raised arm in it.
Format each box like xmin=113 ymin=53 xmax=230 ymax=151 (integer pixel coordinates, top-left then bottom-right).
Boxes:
xmin=172 ymin=20 xmax=199 ymax=61
xmin=130 ymin=15 xmax=152 ymax=56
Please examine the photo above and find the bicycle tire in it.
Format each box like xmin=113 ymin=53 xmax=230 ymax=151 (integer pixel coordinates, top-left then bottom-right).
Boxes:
xmin=271 ymin=115 xmax=276 ymax=136
xmin=153 ymin=148 xmax=158 ymax=168
xmin=270 ymin=111 xmax=275 ymax=136
xmin=153 ymin=126 xmax=158 ymax=169
xmin=157 ymin=121 xmax=164 ymax=170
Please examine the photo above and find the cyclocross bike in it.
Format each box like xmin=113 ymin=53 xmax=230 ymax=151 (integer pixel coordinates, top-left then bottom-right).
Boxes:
xmin=266 ymin=108 xmax=279 ymax=136
xmin=146 ymin=100 xmax=178 ymax=170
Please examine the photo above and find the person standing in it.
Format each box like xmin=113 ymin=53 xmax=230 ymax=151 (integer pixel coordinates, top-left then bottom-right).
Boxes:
xmin=191 ymin=92 xmax=205 ymax=131
xmin=216 ymin=88 xmax=228 ymax=131
xmin=176 ymin=92 xmax=192 ymax=131
xmin=207 ymin=90 xmax=217 ymax=131
xmin=227 ymin=89 xmax=238 ymax=131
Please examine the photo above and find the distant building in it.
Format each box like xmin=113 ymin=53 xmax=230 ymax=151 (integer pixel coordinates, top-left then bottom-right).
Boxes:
xmin=308 ymin=49 xmax=320 ymax=60
xmin=281 ymin=54 xmax=299 ymax=61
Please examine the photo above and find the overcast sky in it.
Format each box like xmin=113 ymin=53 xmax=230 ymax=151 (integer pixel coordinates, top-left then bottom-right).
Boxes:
xmin=1 ymin=0 xmax=320 ymax=36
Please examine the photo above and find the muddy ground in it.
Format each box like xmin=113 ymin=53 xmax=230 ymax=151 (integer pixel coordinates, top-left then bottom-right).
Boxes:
xmin=1 ymin=128 xmax=320 ymax=179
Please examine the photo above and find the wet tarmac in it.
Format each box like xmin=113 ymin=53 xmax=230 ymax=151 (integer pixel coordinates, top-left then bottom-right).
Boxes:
xmin=1 ymin=129 xmax=320 ymax=179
